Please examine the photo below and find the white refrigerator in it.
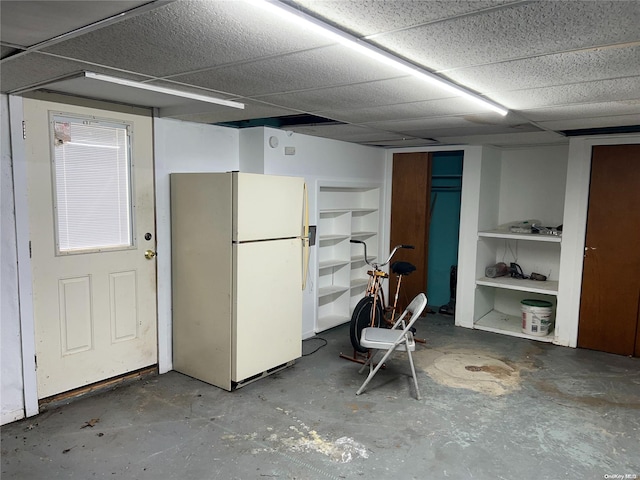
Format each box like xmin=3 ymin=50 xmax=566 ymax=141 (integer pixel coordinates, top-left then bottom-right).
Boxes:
xmin=171 ymin=172 xmax=307 ymax=390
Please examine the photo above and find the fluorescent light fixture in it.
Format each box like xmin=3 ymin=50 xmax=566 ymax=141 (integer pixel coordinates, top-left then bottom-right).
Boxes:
xmin=252 ymin=0 xmax=509 ymax=116
xmin=83 ymin=72 xmax=244 ymax=109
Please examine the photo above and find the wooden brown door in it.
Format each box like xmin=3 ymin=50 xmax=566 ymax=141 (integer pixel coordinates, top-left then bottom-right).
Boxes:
xmin=389 ymin=152 xmax=432 ymax=311
xmin=577 ymin=144 xmax=640 ymax=356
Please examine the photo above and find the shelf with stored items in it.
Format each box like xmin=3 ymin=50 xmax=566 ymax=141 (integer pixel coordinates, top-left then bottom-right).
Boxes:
xmin=315 ymin=183 xmax=381 ymax=333
xmin=474 ymin=230 xmax=562 ymax=341
xmin=478 ymin=229 xmax=561 ymax=243
xmin=474 ymin=307 xmax=556 ymax=343
xmin=459 ymin=145 xmax=569 ymax=344
xmin=476 ymin=231 xmax=561 ymax=294
xmin=476 ymin=276 xmax=559 ymax=295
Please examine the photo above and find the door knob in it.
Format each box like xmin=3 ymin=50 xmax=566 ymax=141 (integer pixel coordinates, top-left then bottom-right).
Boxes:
xmin=144 ymin=250 xmax=156 ymax=260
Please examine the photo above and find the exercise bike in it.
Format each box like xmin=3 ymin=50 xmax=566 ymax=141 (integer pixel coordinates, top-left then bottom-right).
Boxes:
xmin=340 ymin=240 xmax=417 ymax=364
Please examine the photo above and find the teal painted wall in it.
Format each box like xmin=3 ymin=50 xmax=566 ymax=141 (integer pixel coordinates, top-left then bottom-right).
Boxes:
xmin=427 ymin=151 xmax=463 ymax=306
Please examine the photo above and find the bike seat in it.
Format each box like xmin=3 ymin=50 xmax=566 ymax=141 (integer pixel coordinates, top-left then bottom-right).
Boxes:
xmin=391 ymin=261 xmax=416 ymax=275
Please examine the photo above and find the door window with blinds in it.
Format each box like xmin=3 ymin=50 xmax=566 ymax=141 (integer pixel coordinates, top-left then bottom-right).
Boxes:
xmin=51 ymin=115 xmax=135 ymax=254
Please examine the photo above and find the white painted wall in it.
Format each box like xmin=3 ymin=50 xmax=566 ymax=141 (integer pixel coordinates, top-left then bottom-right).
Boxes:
xmin=154 ymin=118 xmax=240 ymax=373
xmin=239 ymin=128 xmax=266 ymax=173
xmin=498 ymin=145 xmax=568 ymax=227
xmin=259 ymin=127 xmax=387 ymax=339
xmin=153 ymin=122 xmax=386 ymax=364
xmin=1 ymin=94 xmax=25 ymax=425
xmin=496 ymin=145 xmax=568 ymax=285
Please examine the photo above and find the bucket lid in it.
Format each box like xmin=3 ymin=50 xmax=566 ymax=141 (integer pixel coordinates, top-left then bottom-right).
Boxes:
xmin=521 ymin=299 xmax=553 ymax=307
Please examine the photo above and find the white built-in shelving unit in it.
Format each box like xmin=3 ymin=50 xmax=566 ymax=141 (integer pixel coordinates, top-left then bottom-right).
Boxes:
xmin=316 ymin=184 xmax=381 ymax=333
xmin=460 ymin=145 xmax=569 ymax=344
xmin=474 ymin=231 xmax=561 ymax=343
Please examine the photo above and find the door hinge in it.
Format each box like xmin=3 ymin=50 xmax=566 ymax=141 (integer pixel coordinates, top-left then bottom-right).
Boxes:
xmin=29 ymin=241 xmax=32 ymax=258
xmin=34 ymin=355 xmax=37 ymax=370
xmin=22 ymin=121 xmax=26 ymax=140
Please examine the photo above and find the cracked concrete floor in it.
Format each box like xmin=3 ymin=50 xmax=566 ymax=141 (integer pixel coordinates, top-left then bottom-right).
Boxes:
xmin=2 ymin=314 xmax=639 ymax=479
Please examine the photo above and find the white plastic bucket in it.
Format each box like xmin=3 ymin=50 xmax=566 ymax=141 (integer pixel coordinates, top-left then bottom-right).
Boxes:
xmin=521 ymin=299 xmax=553 ymax=336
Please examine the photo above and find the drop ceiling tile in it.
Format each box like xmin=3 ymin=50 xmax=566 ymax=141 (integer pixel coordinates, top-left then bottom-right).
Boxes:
xmin=492 ymin=77 xmax=640 ymax=110
xmin=43 ymin=0 xmax=335 ymax=77
xmin=0 ymin=0 xmax=150 ymax=46
xmin=446 ymin=44 xmax=640 ymax=93
xmin=289 ymin=0 xmax=513 ymax=37
xmin=538 ymin=114 xmax=640 ymax=131
xmin=166 ymin=44 xmax=404 ymax=97
xmin=254 ymin=76 xmax=456 ymax=113
xmin=0 ymin=52 xmax=151 ymax=93
xmin=519 ymin=100 xmax=640 ymax=122
xmin=374 ymin=1 xmax=640 ymax=71
xmin=315 ymin=97 xmax=494 ymax=124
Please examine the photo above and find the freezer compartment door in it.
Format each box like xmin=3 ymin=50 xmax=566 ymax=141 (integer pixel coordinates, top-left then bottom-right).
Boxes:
xmin=233 ymin=173 xmax=304 ymax=242
xmin=233 ymin=238 xmax=302 ymax=382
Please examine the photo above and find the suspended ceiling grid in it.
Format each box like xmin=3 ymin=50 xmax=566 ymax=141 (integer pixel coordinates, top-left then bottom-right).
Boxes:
xmin=1 ymin=0 xmax=639 ymax=147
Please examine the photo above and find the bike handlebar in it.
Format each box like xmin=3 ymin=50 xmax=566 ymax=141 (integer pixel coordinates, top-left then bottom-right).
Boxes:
xmin=350 ymin=239 xmax=414 ymax=269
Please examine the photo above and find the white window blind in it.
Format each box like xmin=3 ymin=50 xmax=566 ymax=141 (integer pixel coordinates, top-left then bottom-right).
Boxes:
xmin=53 ymin=118 xmax=133 ymax=253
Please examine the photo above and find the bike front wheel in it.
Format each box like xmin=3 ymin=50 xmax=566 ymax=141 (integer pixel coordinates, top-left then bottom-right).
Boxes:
xmin=349 ymin=296 xmax=384 ymax=353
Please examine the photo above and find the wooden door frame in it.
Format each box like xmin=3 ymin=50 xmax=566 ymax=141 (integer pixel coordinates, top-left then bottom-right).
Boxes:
xmin=576 ymin=144 xmax=640 ymax=355
xmin=555 ymin=135 xmax=640 ymax=349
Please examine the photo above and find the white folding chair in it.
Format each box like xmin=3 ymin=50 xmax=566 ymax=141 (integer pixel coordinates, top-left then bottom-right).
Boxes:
xmin=356 ymin=293 xmax=427 ymax=399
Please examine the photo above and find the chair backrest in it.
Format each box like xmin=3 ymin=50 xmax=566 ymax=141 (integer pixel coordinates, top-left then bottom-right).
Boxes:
xmin=391 ymin=292 xmax=428 ymax=334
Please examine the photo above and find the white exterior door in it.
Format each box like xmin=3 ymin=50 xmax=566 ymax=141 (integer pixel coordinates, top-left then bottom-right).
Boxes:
xmin=23 ymin=98 xmax=158 ymax=399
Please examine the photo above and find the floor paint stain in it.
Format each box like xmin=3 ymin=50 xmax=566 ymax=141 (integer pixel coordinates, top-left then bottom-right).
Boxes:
xmin=277 ymin=409 xmax=368 ymax=463
xmin=281 ymin=429 xmax=368 ymax=463
xmin=414 ymin=348 xmax=524 ymax=396
xmin=223 ymin=408 xmax=369 ymax=463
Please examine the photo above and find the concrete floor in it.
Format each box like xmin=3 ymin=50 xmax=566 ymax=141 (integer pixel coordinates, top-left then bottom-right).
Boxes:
xmin=2 ymin=314 xmax=639 ymax=480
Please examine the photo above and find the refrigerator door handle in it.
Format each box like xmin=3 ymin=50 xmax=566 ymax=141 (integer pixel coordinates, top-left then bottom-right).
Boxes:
xmin=302 ymin=182 xmax=310 ymax=290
